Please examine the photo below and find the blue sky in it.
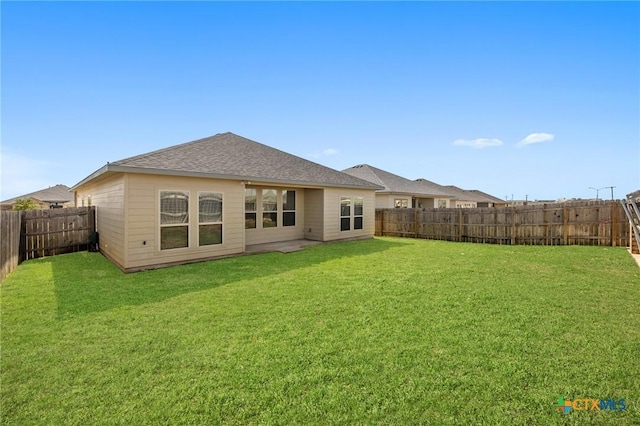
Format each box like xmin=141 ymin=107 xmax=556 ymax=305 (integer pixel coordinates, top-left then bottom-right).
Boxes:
xmin=2 ymin=1 xmax=638 ymax=202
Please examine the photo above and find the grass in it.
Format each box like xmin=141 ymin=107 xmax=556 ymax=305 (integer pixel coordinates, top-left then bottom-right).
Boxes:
xmin=1 ymin=237 xmax=639 ymax=425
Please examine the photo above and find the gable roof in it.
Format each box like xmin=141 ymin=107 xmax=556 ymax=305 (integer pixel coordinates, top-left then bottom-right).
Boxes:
xmin=342 ymin=165 xmax=450 ymax=197
xmin=73 ymin=133 xmax=380 ymax=190
xmin=0 ymin=184 xmax=72 ymax=205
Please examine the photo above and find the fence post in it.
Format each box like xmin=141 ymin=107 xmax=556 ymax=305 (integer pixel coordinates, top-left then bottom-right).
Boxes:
xmin=458 ymin=209 xmax=463 ymax=242
xmin=511 ymin=207 xmax=517 ymax=245
xmin=611 ymin=202 xmax=618 ymax=247
xmin=563 ymin=204 xmax=569 ymax=245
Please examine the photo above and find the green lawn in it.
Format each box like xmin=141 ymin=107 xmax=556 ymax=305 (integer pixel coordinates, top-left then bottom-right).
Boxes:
xmin=2 ymin=237 xmax=639 ymax=425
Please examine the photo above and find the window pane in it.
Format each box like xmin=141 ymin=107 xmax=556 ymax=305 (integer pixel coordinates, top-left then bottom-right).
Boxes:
xmin=245 ymin=213 xmax=257 ymax=229
xmin=199 ymin=224 xmax=222 ymax=246
xmin=199 ymin=192 xmax=222 ymax=223
xmin=354 ymin=217 xmax=363 ymax=230
xmin=340 ymin=197 xmax=351 ymax=217
xmin=262 ymin=189 xmax=277 ymax=212
xmin=161 ymin=191 xmax=189 ymax=224
xmin=245 ymin=188 xmax=256 ymax=212
xmin=341 ymin=217 xmax=350 ymax=231
xmin=283 ymin=190 xmax=296 ymax=211
xmin=283 ymin=211 xmax=295 ymax=227
xmin=263 ymin=212 xmax=277 ymax=228
xmin=161 ymin=226 xmax=188 ymax=250
xmin=354 ymin=197 xmax=363 ymax=216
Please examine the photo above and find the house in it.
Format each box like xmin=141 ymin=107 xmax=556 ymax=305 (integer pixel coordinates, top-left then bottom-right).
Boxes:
xmin=342 ymin=164 xmax=452 ymax=209
xmin=71 ymin=132 xmax=381 ymax=272
xmin=415 ymin=180 xmax=505 ymax=208
xmin=0 ymin=184 xmax=73 ymax=210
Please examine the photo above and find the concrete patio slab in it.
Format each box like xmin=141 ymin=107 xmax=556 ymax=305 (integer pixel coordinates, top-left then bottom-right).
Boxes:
xmin=245 ymin=239 xmax=322 ymax=255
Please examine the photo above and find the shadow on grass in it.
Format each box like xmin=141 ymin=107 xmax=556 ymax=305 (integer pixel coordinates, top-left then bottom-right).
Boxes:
xmin=51 ymin=238 xmax=406 ymax=319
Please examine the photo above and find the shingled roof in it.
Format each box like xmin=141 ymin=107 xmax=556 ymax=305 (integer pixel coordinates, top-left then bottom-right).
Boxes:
xmin=441 ymin=185 xmax=505 ymax=203
xmin=1 ymin=184 xmax=72 ymax=205
xmin=74 ymin=133 xmax=380 ymax=190
xmin=342 ymin=164 xmax=450 ymax=197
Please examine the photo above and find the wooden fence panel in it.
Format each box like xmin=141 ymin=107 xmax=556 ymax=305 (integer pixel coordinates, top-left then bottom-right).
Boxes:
xmin=375 ymin=201 xmax=629 ymax=247
xmin=1 ymin=211 xmax=23 ymax=281
xmin=23 ymin=207 xmax=95 ymax=260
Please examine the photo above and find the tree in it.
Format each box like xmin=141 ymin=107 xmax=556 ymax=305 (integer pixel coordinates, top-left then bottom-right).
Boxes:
xmin=13 ymin=198 xmax=39 ymax=210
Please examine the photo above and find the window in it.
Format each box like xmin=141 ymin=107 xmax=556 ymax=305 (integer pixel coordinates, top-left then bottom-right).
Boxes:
xmin=245 ymin=188 xmax=257 ymax=229
xmin=394 ymin=199 xmax=409 ymax=208
xmin=262 ymin=189 xmax=277 ymax=228
xmin=199 ymin=192 xmax=222 ymax=246
xmin=160 ymin=191 xmax=189 ymax=250
xmin=438 ymin=199 xmax=447 ymax=208
xmin=283 ymin=190 xmax=296 ymax=227
xmin=340 ymin=197 xmax=351 ymax=231
xmin=354 ymin=197 xmax=363 ymax=230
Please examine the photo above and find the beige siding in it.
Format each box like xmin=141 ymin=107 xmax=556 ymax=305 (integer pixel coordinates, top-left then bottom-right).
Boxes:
xmin=244 ymin=186 xmax=305 ymax=245
xmin=75 ymin=174 xmax=126 ymax=268
xmin=125 ymin=174 xmax=245 ymax=270
xmin=323 ymin=188 xmax=376 ymax=241
xmin=375 ymin=194 xmax=394 ymax=209
xmin=375 ymin=193 xmax=412 ymax=209
xmin=303 ymin=189 xmax=324 ymax=241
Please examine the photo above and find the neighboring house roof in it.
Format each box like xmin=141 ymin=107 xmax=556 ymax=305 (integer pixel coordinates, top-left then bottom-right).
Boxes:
xmin=440 ymin=185 xmax=505 ymax=204
xmin=465 ymin=190 xmax=506 ymax=204
xmin=342 ymin=165 xmax=451 ymax=197
xmin=73 ymin=133 xmax=381 ymax=190
xmin=414 ymin=178 xmax=453 ymax=196
xmin=0 ymin=184 xmax=72 ymax=205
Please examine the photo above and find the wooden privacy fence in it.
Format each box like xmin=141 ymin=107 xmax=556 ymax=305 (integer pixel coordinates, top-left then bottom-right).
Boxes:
xmin=23 ymin=207 xmax=96 ymax=259
xmin=0 ymin=207 xmax=96 ymax=280
xmin=1 ymin=211 xmax=22 ymax=281
xmin=375 ymin=201 xmax=629 ymax=247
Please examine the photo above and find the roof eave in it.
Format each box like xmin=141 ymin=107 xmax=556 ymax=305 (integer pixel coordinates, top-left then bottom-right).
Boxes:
xmin=74 ymin=165 xmax=382 ymax=191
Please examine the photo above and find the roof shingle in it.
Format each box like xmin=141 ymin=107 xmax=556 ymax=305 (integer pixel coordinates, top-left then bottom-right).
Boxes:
xmin=76 ymin=133 xmax=380 ymax=190
xmin=342 ymin=165 xmax=450 ymax=197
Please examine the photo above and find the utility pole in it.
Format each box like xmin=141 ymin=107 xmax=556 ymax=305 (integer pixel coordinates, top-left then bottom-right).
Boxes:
xmin=603 ymin=186 xmax=616 ymax=200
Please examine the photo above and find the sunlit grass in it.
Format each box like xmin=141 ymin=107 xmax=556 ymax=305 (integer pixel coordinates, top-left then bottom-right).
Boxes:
xmin=2 ymin=238 xmax=639 ymax=424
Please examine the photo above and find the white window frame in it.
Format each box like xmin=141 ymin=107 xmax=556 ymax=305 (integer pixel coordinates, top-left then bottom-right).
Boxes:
xmin=282 ymin=190 xmax=296 ymax=227
xmin=354 ymin=197 xmax=363 ymax=230
xmin=198 ymin=191 xmax=223 ymax=246
xmin=159 ymin=190 xmax=190 ymax=251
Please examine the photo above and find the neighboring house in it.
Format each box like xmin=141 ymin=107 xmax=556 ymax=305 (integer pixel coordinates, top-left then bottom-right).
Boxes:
xmin=467 ymin=190 xmax=508 ymax=208
xmin=415 ymin=180 xmax=506 ymax=208
xmin=0 ymin=184 xmax=73 ymax=210
xmin=431 ymin=184 xmax=505 ymax=208
xmin=342 ymin=164 xmax=452 ymax=209
xmin=72 ymin=132 xmax=381 ymax=272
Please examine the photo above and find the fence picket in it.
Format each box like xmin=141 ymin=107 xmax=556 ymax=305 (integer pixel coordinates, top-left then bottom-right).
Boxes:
xmin=375 ymin=201 xmax=629 ymax=247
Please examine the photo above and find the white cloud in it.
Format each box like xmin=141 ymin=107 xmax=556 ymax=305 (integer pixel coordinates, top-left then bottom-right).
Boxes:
xmin=308 ymin=148 xmax=339 ymax=159
xmin=518 ymin=132 xmax=554 ymax=147
xmin=453 ymin=138 xmax=503 ymax=149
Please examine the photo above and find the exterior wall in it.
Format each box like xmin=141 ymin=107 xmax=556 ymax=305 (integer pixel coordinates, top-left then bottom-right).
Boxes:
xmin=74 ymin=174 xmax=126 ymax=268
xmin=453 ymin=200 xmax=477 ymax=208
xmin=303 ymin=188 xmax=324 ymax=241
xmin=375 ymin=193 xmax=412 ymax=209
xmin=244 ymin=185 xmax=306 ymax=245
xmin=415 ymin=197 xmax=450 ymax=209
xmin=124 ymin=174 xmax=245 ymax=271
xmin=323 ymin=188 xmax=376 ymax=241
